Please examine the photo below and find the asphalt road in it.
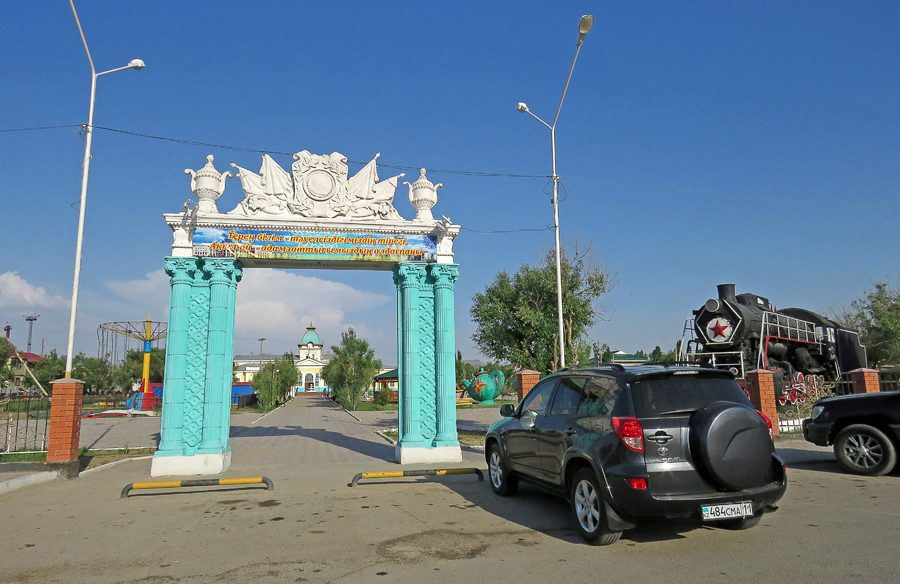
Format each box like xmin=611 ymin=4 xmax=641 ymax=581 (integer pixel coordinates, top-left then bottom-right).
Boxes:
xmin=1 ymin=398 xmax=897 ymax=584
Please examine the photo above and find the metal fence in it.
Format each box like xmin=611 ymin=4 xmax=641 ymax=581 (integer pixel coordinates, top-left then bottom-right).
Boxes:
xmin=776 ymin=376 xmax=855 ymax=433
xmin=1 ymin=396 xmax=51 ymax=453
xmin=82 ymin=393 xmax=129 ymax=414
xmin=878 ymin=370 xmax=900 ymax=393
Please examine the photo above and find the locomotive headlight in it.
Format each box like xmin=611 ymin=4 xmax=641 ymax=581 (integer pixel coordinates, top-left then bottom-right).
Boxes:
xmin=812 ymin=405 xmax=824 ymax=420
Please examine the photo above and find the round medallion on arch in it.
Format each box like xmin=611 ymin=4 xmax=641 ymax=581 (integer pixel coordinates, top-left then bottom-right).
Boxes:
xmin=303 ymin=169 xmax=338 ymax=201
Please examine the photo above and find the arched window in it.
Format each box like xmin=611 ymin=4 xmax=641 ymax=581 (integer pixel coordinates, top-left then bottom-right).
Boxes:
xmin=305 ymin=373 xmax=314 ymax=390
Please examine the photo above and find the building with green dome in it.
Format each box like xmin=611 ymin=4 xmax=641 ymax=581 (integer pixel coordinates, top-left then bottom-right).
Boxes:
xmin=232 ymin=324 xmax=330 ymax=394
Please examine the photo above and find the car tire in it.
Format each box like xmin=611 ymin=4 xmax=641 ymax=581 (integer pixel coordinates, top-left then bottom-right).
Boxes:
xmin=487 ymin=443 xmax=518 ymax=496
xmin=833 ymin=424 xmax=898 ymax=476
xmin=718 ymin=515 xmax=762 ymax=530
xmin=570 ymin=468 xmax=622 ymax=546
xmin=690 ymin=401 xmax=774 ymax=490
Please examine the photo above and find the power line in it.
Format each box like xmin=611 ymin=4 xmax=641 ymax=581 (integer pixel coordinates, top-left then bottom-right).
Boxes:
xmin=0 ymin=124 xmax=81 ymax=133
xmin=4 ymin=123 xmax=894 ymax=211
xmin=568 ymin=200 xmax=900 ymax=231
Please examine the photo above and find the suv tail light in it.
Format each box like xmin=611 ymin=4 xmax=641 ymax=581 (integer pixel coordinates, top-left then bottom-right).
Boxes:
xmin=613 ymin=416 xmax=644 ymax=452
xmin=756 ymin=409 xmax=774 ymax=441
xmin=626 ymin=477 xmax=648 ymax=489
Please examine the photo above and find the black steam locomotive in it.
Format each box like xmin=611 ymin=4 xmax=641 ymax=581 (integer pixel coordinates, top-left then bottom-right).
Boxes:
xmin=686 ymin=284 xmax=867 ymax=403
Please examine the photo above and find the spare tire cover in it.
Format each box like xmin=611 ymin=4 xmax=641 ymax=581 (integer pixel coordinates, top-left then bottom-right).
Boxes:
xmin=690 ymin=401 xmax=774 ymax=490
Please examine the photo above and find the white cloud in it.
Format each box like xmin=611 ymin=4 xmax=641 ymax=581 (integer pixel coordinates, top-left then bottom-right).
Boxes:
xmin=101 ymin=269 xmax=171 ymax=320
xmin=0 ymin=272 xmax=68 ymax=309
xmin=234 ymin=270 xmax=392 ymax=354
xmin=95 ymin=268 xmax=398 ymax=361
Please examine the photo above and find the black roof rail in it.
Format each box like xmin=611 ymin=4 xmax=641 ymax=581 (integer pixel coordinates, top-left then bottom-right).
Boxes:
xmin=557 ymin=362 xmax=626 ymax=373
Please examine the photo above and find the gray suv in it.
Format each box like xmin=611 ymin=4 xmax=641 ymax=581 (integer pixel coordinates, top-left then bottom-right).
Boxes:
xmin=485 ymin=364 xmax=786 ymax=545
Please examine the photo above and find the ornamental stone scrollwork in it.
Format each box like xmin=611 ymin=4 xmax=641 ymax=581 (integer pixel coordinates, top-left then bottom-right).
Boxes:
xmin=224 ymin=151 xmax=407 ymax=221
xmin=185 ymin=155 xmax=233 ymax=214
xmin=393 ymin=263 xmax=427 ymax=289
xmin=429 ymin=263 xmax=459 ymax=290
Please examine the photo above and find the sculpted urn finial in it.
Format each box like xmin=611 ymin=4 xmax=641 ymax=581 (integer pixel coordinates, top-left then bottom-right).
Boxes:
xmin=185 ymin=155 xmax=233 ymax=214
xmin=404 ymin=168 xmax=441 ymax=222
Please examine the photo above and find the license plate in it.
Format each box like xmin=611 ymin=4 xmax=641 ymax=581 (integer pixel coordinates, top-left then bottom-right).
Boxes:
xmin=701 ymin=501 xmax=753 ymax=520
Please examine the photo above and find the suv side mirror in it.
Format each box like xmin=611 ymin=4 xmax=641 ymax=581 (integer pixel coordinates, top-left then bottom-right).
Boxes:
xmin=500 ymin=404 xmax=515 ymax=417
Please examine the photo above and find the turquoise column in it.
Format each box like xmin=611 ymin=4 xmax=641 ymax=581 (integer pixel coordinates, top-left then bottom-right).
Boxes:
xmin=430 ymin=264 xmax=459 ymax=447
xmin=394 ymin=263 xmax=427 ymax=447
xmin=181 ymin=264 xmax=211 ymax=455
xmin=199 ymin=258 xmax=242 ymax=454
xmin=156 ymin=257 xmax=197 ymax=457
xmin=220 ymin=260 xmax=242 ymax=446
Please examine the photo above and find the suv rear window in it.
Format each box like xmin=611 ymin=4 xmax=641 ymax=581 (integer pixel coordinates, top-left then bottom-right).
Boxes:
xmin=630 ymin=374 xmax=749 ymax=418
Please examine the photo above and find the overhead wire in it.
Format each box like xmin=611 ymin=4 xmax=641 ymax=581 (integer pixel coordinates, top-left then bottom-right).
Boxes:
xmin=3 ymin=123 xmax=895 ymax=221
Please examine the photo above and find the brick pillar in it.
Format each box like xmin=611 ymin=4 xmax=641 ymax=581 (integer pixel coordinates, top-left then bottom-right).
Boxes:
xmin=849 ymin=369 xmax=880 ymax=394
xmin=745 ymin=369 xmax=778 ymax=436
xmin=48 ymin=378 xmax=84 ymax=463
xmin=516 ymin=370 xmax=541 ymax=401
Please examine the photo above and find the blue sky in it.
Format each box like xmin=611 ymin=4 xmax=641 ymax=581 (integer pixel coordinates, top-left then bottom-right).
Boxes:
xmin=1 ymin=1 xmax=898 ymax=366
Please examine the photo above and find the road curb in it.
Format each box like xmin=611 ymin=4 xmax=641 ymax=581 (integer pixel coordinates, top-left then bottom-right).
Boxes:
xmin=0 ymin=470 xmax=59 ymax=495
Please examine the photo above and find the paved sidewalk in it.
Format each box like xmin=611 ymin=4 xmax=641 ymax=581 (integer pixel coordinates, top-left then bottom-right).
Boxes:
xmin=0 ymin=397 xmax=493 ymax=494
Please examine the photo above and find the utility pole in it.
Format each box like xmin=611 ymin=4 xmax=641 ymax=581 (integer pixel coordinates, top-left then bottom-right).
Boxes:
xmin=258 ymin=337 xmax=266 ymax=381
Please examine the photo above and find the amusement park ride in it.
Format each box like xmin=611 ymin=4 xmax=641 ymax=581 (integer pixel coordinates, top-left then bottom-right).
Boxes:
xmin=99 ymin=315 xmax=166 ymax=410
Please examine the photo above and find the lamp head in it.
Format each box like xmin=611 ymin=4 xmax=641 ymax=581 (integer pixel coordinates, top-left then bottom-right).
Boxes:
xmin=516 ymin=102 xmax=529 ymax=113
xmin=128 ymin=59 xmax=146 ymax=70
xmin=577 ymin=15 xmax=594 ymax=45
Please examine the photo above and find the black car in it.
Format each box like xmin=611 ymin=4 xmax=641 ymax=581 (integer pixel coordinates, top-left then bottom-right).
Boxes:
xmin=485 ymin=364 xmax=786 ymax=545
xmin=802 ymin=391 xmax=900 ymax=476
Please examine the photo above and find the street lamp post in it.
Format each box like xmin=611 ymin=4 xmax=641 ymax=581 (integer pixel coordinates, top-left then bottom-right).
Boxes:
xmin=64 ymin=1 xmax=144 ymax=377
xmin=516 ymin=14 xmax=593 ymax=370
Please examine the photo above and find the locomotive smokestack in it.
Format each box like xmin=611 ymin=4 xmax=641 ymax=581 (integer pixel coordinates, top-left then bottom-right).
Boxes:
xmin=717 ymin=284 xmax=737 ymax=303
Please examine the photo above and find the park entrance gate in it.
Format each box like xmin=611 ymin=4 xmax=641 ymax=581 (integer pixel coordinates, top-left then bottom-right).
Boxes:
xmin=151 ymin=151 xmax=461 ymax=477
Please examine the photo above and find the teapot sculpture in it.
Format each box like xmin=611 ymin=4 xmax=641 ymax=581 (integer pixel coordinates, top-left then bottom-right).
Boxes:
xmin=459 ymin=369 xmax=505 ymax=404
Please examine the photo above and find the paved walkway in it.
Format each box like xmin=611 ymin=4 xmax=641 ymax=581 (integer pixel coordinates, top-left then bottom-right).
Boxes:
xmin=0 ymin=397 xmax=497 ymax=491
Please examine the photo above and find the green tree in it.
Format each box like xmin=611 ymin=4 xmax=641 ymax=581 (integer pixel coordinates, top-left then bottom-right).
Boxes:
xmin=664 ymin=339 xmax=683 ymax=362
xmin=471 ymin=243 xmax=613 ymax=375
xmin=648 ymin=346 xmax=665 ymax=363
xmin=72 ymin=355 xmax=114 ymax=394
xmin=455 ymin=350 xmax=476 ymax=386
xmin=253 ymin=353 xmax=297 ymax=411
xmin=322 ymin=328 xmax=382 ymax=411
xmin=0 ymin=337 xmax=16 ymax=387
xmin=27 ymin=350 xmax=65 ymax=393
xmin=111 ymin=348 xmax=167 ymax=392
xmin=837 ymin=282 xmax=900 ymax=368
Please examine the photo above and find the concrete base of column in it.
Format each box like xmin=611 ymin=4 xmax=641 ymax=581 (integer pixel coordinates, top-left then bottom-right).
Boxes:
xmin=150 ymin=451 xmax=232 ymax=477
xmin=395 ymin=444 xmax=462 ymax=465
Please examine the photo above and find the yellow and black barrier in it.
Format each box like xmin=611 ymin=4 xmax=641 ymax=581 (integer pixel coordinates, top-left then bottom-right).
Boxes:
xmin=351 ymin=468 xmax=484 ymax=488
xmin=121 ymin=476 xmax=274 ymax=498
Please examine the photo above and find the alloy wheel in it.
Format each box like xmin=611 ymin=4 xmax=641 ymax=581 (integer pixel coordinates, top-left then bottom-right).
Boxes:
xmin=574 ymin=479 xmax=600 ymax=533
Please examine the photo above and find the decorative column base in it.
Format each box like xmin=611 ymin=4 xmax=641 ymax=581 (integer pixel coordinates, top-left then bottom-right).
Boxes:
xmin=151 ymin=451 xmax=232 ymax=477
xmin=396 ymin=444 xmax=462 ymax=465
